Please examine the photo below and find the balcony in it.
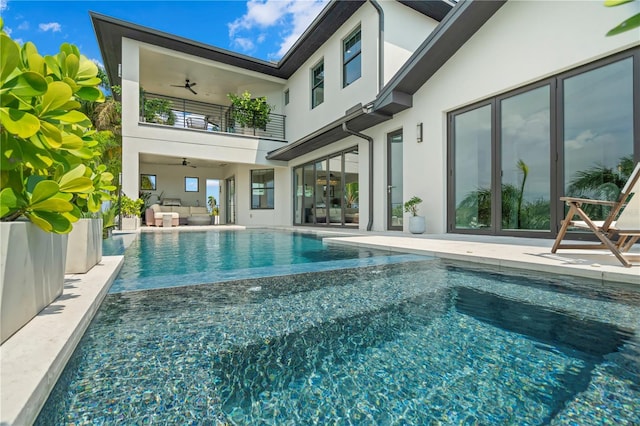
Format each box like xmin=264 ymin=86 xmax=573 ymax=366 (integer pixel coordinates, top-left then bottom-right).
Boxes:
xmin=141 ymin=93 xmax=286 ymax=140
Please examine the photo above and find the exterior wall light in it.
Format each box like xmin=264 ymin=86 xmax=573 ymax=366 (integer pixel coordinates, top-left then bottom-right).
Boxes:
xmin=417 ymin=122 xmax=423 ymax=143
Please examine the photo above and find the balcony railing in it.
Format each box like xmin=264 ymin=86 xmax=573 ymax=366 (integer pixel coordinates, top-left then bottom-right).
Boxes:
xmin=141 ymin=93 xmax=286 ymax=140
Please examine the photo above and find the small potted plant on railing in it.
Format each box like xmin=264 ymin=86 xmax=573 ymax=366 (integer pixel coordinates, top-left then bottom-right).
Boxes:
xmin=404 ymin=196 xmax=426 ymax=234
xmin=227 ymin=91 xmax=272 ymax=131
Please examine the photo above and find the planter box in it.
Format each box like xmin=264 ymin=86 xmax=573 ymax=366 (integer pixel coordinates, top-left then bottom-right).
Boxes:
xmin=0 ymin=222 xmax=68 ymax=343
xmin=65 ymin=218 xmax=103 ymax=274
xmin=120 ymin=217 xmax=140 ymax=231
xmin=408 ymin=216 xmax=426 ymax=234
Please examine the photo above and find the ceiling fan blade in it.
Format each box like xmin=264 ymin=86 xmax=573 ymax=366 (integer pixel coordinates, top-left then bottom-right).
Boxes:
xmin=188 ymin=82 xmax=196 ymax=87
xmin=170 ymin=84 xmax=184 ymax=88
xmin=188 ymin=86 xmax=197 ymax=95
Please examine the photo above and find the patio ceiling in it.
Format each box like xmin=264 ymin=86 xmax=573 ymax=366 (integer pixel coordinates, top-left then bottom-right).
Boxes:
xmin=139 ymin=47 xmax=285 ymax=107
xmin=139 ymin=153 xmax=230 ymax=170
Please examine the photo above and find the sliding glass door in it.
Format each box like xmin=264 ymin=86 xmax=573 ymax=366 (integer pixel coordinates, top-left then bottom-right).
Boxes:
xmin=448 ymin=50 xmax=637 ymax=237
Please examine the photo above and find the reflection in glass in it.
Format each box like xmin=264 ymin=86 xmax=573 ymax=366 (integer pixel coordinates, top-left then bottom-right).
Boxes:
xmin=185 ymin=177 xmax=199 ymax=192
xmin=226 ymin=177 xmax=236 ymax=224
xmin=303 ymin=164 xmax=314 ymax=224
xmin=328 ymin=155 xmax=343 ymax=223
xmin=501 ymin=86 xmax=550 ymax=231
xmin=344 ymin=149 xmax=359 ymax=226
xmin=140 ymin=174 xmax=156 ymax=190
xmin=563 ymin=58 xmax=634 ymax=221
xmin=388 ymin=132 xmax=403 ymax=229
xmin=294 ymin=167 xmax=303 ymax=225
xmin=314 ymin=160 xmax=327 ymax=224
xmin=454 ymin=105 xmax=492 ymax=229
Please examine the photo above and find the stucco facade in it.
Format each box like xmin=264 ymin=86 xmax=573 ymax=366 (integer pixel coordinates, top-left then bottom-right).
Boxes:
xmin=93 ymin=0 xmax=639 ymax=233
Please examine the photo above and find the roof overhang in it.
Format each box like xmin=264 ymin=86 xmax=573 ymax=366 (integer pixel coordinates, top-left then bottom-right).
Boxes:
xmin=266 ymin=104 xmax=393 ymax=161
xmin=373 ymin=0 xmax=507 ymax=115
xmin=90 ymin=1 xmax=366 ymax=90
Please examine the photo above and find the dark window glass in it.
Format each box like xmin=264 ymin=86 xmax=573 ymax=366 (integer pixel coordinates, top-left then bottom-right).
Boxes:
xmin=312 ymin=61 xmax=324 ymax=108
xmin=343 ymin=28 xmax=361 ymax=87
xmin=251 ymin=169 xmax=274 ymax=209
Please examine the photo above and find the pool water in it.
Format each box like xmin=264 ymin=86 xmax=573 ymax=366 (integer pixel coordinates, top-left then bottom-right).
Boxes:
xmin=36 ymin=259 xmax=640 ymax=425
xmin=108 ymin=230 xmax=418 ymax=293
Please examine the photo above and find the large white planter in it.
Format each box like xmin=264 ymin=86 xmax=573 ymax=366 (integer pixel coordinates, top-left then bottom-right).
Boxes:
xmin=0 ymin=221 xmax=68 ymax=343
xmin=65 ymin=218 xmax=102 ymax=274
xmin=121 ymin=216 xmax=140 ymax=231
xmin=408 ymin=216 xmax=426 ymax=234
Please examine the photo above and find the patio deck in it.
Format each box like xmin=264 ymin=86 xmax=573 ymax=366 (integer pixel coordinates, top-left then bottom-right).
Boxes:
xmin=1 ymin=227 xmax=638 ymax=425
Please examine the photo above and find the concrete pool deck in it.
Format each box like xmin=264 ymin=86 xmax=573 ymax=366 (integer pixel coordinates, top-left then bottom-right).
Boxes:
xmin=1 ymin=227 xmax=638 ymax=425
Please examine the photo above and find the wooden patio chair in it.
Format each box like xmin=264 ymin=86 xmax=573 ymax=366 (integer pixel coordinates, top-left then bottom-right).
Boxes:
xmin=551 ymin=162 xmax=640 ymax=267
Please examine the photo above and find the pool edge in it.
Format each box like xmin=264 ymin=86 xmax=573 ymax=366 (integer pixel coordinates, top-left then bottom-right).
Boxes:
xmin=0 ymin=256 xmax=124 ymax=426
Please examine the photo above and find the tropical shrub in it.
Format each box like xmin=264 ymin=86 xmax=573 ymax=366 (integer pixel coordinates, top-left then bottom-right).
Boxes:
xmin=0 ymin=19 xmax=115 ymax=233
xmin=227 ymin=91 xmax=272 ymax=130
xmin=404 ymin=196 xmax=423 ymax=217
xmin=120 ymin=195 xmax=144 ymax=218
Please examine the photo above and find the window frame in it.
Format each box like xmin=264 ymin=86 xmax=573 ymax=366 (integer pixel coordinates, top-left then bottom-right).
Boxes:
xmin=284 ymin=89 xmax=289 ymax=105
xmin=250 ymin=169 xmax=275 ymax=210
xmin=343 ymin=26 xmax=362 ymax=88
xmin=184 ymin=176 xmax=199 ymax=192
xmin=140 ymin=174 xmax=157 ymax=190
xmin=446 ymin=48 xmax=639 ymax=239
xmin=311 ymin=60 xmax=324 ymax=109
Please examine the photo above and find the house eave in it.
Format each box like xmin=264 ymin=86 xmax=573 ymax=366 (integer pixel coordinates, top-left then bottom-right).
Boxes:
xmin=266 ymin=105 xmax=393 ymax=161
xmin=372 ymin=0 xmax=507 ymax=114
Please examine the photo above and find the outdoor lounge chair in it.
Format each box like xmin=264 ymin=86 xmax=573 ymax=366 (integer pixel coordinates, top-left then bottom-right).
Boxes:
xmin=551 ymin=162 xmax=640 ymax=267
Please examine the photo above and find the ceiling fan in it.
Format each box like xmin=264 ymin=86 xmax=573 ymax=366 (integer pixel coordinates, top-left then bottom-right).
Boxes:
xmin=181 ymin=158 xmax=197 ymax=168
xmin=171 ymin=79 xmax=197 ymax=95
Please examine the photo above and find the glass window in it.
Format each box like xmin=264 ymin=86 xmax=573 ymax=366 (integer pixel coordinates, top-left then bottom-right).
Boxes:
xmin=343 ymin=27 xmax=361 ymax=87
xmin=140 ymin=174 xmax=156 ymax=190
xmin=251 ymin=169 xmax=274 ymax=209
xmin=448 ymin=51 xmax=637 ymax=237
xmin=185 ymin=177 xmax=198 ymax=192
xmin=293 ymin=147 xmax=359 ymax=227
xmin=500 ymin=85 xmax=551 ymax=231
xmin=284 ymin=89 xmax=289 ymax=105
xmin=453 ymin=104 xmax=493 ymax=230
xmin=312 ymin=61 xmax=324 ymax=108
xmin=563 ymin=58 xmax=634 ymax=221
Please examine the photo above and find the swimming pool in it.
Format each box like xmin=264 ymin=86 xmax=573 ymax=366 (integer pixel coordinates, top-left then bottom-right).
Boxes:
xmin=108 ymin=229 xmax=421 ymax=293
xmin=36 ymin=259 xmax=640 ymax=424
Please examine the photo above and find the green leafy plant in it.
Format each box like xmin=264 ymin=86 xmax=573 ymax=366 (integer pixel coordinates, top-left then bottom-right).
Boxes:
xmin=120 ymin=195 xmax=144 ymax=218
xmin=404 ymin=196 xmax=423 ymax=217
xmin=140 ymin=87 xmax=175 ymax=125
xmin=101 ymin=202 xmax=118 ymax=238
xmin=344 ymin=182 xmax=359 ymax=208
xmin=0 ymin=19 xmax=115 ymax=233
xmin=227 ymin=91 xmax=272 ymax=130
xmin=208 ymin=195 xmax=219 ymax=216
xmin=605 ymin=0 xmax=640 ymax=36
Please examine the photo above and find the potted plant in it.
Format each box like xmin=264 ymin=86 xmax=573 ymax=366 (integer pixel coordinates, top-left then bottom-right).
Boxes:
xmin=120 ymin=195 xmax=144 ymax=230
xmin=227 ymin=91 xmax=272 ymax=131
xmin=404 ymin=196 xmax=426 ymax=234
xmin=0 ymin=24 xmax=113 ymax=342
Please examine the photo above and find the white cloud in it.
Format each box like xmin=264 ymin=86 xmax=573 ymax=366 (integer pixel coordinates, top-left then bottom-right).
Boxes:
xmin=18 ymin=21 xmax=29 ymax=30
xmin=4 ymin=26 xmax=11 ymax=35
xmin=0 ymin=0 xmax=7 ymax=12
xmin=39 ymin=22 xmax=61 ymax=32
xmin=228 ymin=0 xmax=329 ymax=59
xmin=233 ymin=37 xmax=255 ymax=52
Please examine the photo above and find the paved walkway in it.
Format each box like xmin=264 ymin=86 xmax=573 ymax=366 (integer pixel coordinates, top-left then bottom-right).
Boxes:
xmin=1 ymin=227 xmax=637 ymax=425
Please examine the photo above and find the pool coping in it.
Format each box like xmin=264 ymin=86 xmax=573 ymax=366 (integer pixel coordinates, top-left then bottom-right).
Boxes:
xmin=323 ymin=234 xmax=640 ymax=285
xmin=0 ymin=256 xmax=124 ymax=426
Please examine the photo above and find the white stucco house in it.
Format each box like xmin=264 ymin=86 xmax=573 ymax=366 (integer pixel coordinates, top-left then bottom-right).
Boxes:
xmin=91 ymin=0 xmax=639 ymax=238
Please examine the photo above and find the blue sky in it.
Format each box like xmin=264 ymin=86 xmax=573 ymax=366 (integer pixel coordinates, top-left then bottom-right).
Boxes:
xmin=1 ymin=0 xmax=329 ymax=66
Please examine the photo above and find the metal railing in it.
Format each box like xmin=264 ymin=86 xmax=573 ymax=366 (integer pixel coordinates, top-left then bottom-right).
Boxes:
xmin=141 ymin=93 xmax=286 ymax=140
